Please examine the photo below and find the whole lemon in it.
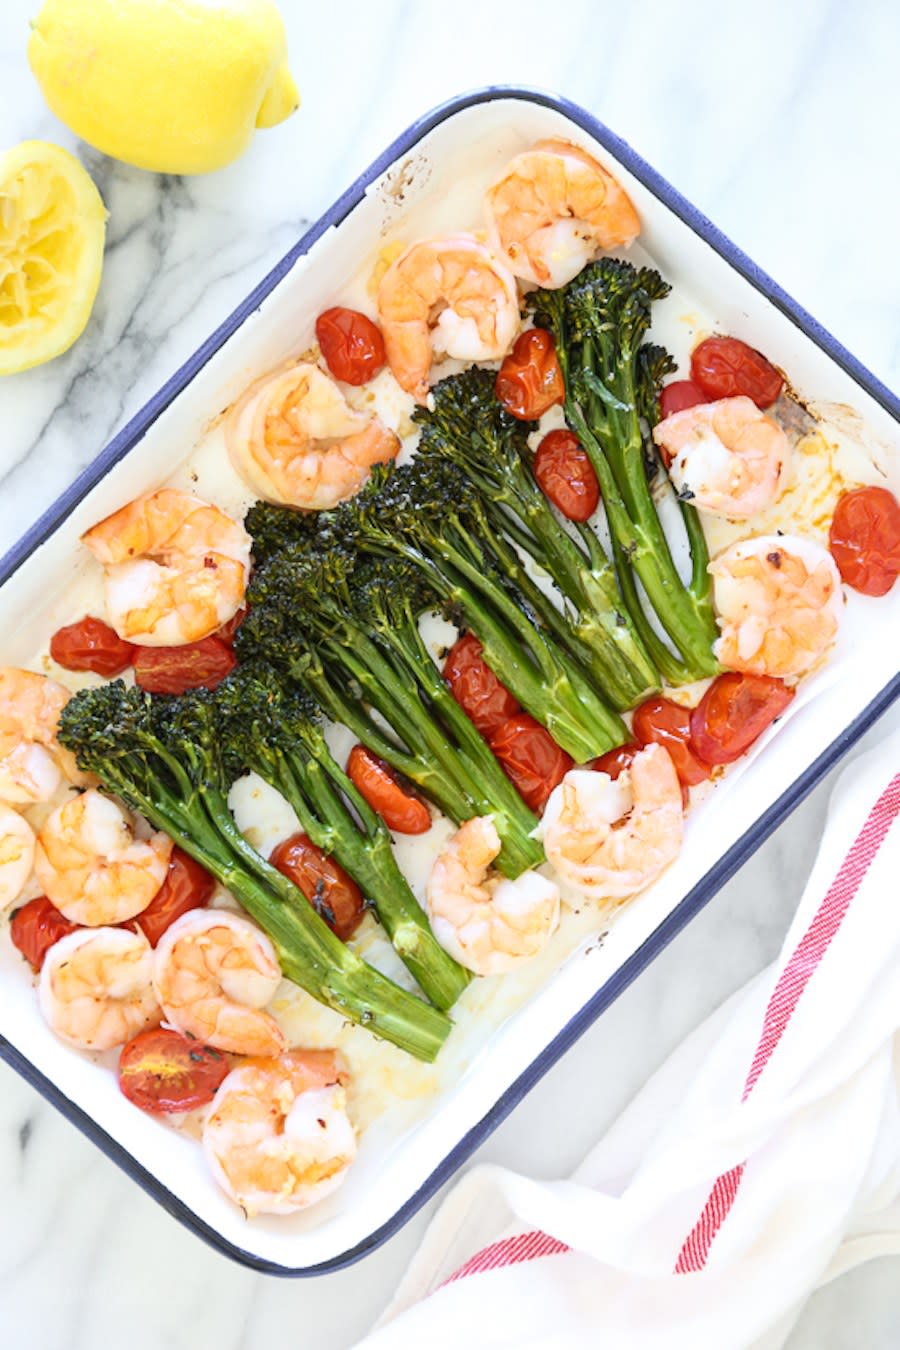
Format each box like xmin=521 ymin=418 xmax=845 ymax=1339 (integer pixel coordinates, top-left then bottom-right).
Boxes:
xmin=28 ymin=0 xmax=299 ymax=175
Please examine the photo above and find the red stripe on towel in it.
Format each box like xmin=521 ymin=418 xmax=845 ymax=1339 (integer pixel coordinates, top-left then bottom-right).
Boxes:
xmin=675 ymin=772 xmax=900 ymax=1273
xmin=436 ymin=772 xmax=900 ymax=1290
xmin=441 ymin=1230 xmax=569 ymax=1286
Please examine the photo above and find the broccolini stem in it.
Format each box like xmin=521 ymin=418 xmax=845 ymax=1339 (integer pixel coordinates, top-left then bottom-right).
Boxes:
xmin=322 ymin=628 xmax=432 ymax=746
xmin=322 ymin=609 xmax=544 ymax=876
xmin=483 ymin=508 xmax=653 ymax=713
xmin=434 ymin=539 xmax=624 ymax=761
xmin=535 ymin=262 xmax=719 ymax=683
xmin=321 ymin=631 xmax=520 ymax=828
xmin=567 ymin=384 xmax=718 ymax=681
xmin=356 ymin=529 xmax=620 ymax=760
xmin=96 ymin=764 xmax=452 ymax=1061
xmin=609 ymin=529 xmax=694 ymax=686
xmin=416 ymin=369 xmax=658 ymax=706
xmin=275 ymin=749 xmax=470 ymax=1012
xmin=377 ymin=615 xmax=545 ymax=877
xmin=196 ymin=782 xmax=455 ymax=1059
xmin=678 ymin=490 xmax=717 ymax=615
xmin=479 ymin=475 xmax=658 ymax=707
xmin=299 ymin=656 xmax=478 ymax=824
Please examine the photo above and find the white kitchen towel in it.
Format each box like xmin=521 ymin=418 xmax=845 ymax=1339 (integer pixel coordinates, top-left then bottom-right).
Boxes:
xmin=356 ymin=729 xmax=900 ymax=1350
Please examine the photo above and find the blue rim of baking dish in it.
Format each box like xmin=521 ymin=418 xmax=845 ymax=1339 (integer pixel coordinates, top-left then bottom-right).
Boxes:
xmin=1 ymin=86 xmax=898 ymax=1276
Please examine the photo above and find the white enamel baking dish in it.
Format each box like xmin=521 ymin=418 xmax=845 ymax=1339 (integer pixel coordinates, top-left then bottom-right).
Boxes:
xmin=1 ymin=88 xmax=898 ymax=1274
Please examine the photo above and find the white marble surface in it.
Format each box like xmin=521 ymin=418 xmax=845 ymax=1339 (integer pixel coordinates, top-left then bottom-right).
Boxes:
xmin=1 ymin=1 xmax=899 ymax=1346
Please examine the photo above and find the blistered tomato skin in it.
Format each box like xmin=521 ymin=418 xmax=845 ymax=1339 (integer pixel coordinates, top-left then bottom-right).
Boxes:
xmin=632 ymin=696 xmax=711 ymax=787
xmin=315 ymin=307 xmax=386 ymax=386
xmin=118 ymin=1027 xmax=229 ymax=1114
xmin=443 ymin=633 xmax=521 ymax=737
xmin=495 ymin=329 xmax=565 ymax=421
xmin=658 ymin=380 xmax=707 ymax=421
xmin=49 ymin=616 xmax=135 ymax=676
xmin=347 ymin=744 xmax=431 ymax=835
xmin=591 ymin=743 xmax=640 ymax=779
xmin=689 ymin=672 xmax=794 ymax=766
xmin=269 ymin=832 xmax=366 ymax=941
xmin=690 ymin=337 xmax=783 ymax=409
xmin=829 ymin=486 xmax=900 ymax=596
xmin=489 ymin=713 xmax=574 ymax=813
xmin=127 ymin=847 xmax=216 ymax=947
xmin=533 ymin=429 xmax=600 ymax=522
xmin=10 ymin=896 xmax=80 ymax=972
xmin=132 ymin=636 xmax=237 ymax=694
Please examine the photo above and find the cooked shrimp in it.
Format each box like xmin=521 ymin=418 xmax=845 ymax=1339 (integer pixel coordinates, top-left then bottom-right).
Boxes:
xmin=226 ymin=361 xmax=399 ymax=509
xmin=81 ymin=489 xmax=251 ymax=647
xmin=34 ymin=789 xmax=172 ymax=925
xmin=484 ymin=138 xmax=640 ymax=288
xmin=426 ymin=815 xmax=560 ymax=975
xmin=203 ymin=1049 xmax=356 ymax=1216
xmin=711 ymin=534 xmax=843 ymax=677
xmin=540 ymin=744 xmax=683 ymax=901
xmin=377 ymin=234 xmax=519 ymax=403
xmin=39 ymin=927 xmax=160 ymax=1050
xmin=0 ymin=667 xmax=86 ymax=803
xmin=153 ymin=908 xmax=287 ymax=1056
xmin=654 ymin=396 xmax=790 ymax=518
xmin=0 ymin=805 xmax=36 ymax=910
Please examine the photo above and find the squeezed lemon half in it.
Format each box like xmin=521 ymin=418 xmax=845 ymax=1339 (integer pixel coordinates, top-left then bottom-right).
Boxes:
xmin=0 ymin=140 xmax=106 ymax=376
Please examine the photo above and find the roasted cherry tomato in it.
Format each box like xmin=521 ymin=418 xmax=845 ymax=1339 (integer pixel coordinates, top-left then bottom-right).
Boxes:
xmin=126 ymin=847 xmax=216 ymax=947
xmin=215 ymin=605 xmax=249 ymax=646
xmin=690 ymin=336 xmax=783 ymax=409
xmin=828 ymin=485 xmax=900 ymax=596
xmin=443 ymin=633 xmax=521 ymax=738
xmin=632 ymin=695 xmax=711 ymax=787
xmin=658 ymin=379 xmax=707 ymax=421
xmin=591 ymin=742 xmax=640 ymax=779
xmin=495 ymin=328 xmax=564 ymax=420
xmin=118 ymin=1027 xmax=229 ymax=1114
xmin=269 ymin=832 xmax=366 ymax=941
xmin=133 ymin=635 xmax=237 ymax=695
xmin=9 ymin=896 xmax=80 ymax=972
xmin=533 ymin=428 xmax=600 ymax=522
xmin=591 ymin=741 xmax=689 ymax=808
xmin=346 ymin=744 xmax=431 ymax=835
xmin=689 ymin=672 xmax=794 ymax=766
xmin=49 ymin=616 xmax=135 ymax=676
xmin=315 ymin=306 xmax=386 ymax=386
xmin=488 ymin=713 xmax=573 ymax=813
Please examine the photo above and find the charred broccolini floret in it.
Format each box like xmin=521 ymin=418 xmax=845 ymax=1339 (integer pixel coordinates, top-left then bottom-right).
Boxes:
xmin=530 ymin=258 xmax=719 ymax=683
xmin=412 ymin=368 xmax=658 ymax=709
xmin=57 ymin=681 xmax=453 ymax=1063
xmin=214 ymin=660 xmax=469 ymax=1011
xmin=243 ymin=498 xmax=323 ymax=569
xmin=237 ymin=543 xmax=544 ymax=878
